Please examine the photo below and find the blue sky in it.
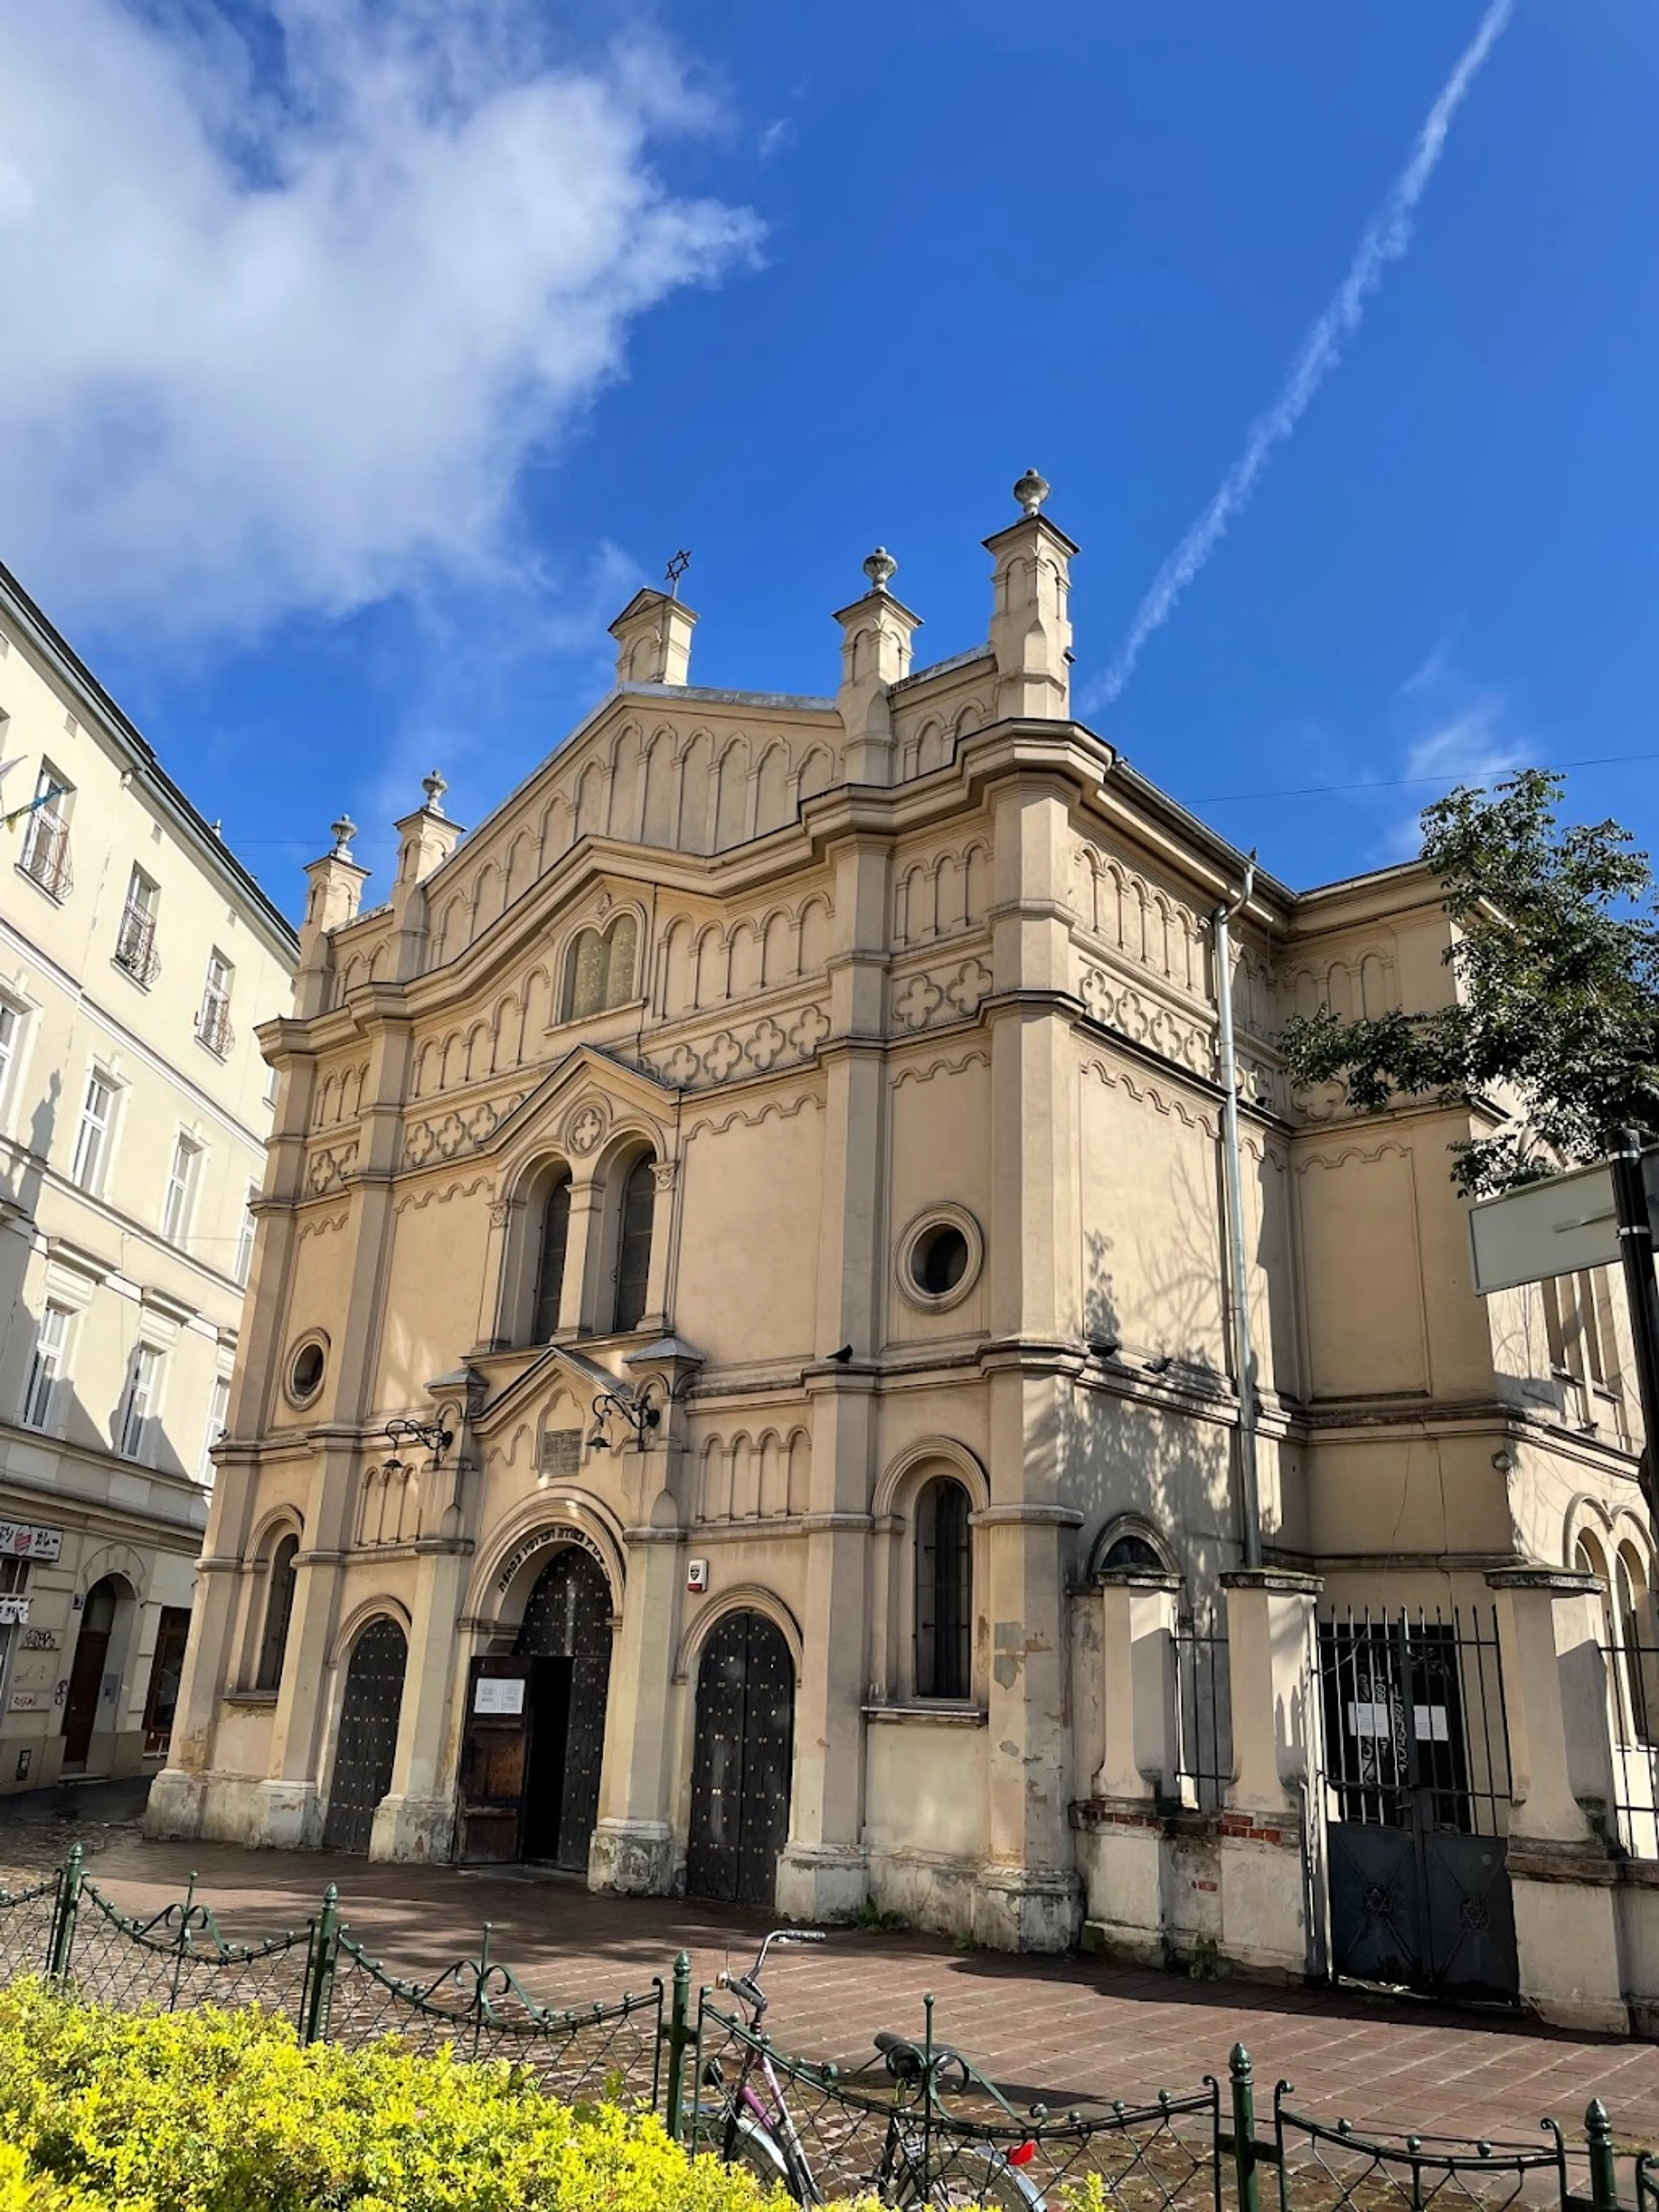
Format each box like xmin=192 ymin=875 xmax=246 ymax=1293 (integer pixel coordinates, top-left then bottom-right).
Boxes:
xmin=2 ymin=1 xmax=1656 ymax=919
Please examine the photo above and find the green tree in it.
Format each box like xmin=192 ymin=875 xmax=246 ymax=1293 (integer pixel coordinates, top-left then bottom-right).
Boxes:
xmin=1279 ymin=769 xmax=1659 ymax=1196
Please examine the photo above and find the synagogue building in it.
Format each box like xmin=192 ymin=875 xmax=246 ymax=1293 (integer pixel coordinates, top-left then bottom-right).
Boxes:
xmin=148 ymin=481 xmax=1649 ymax=1983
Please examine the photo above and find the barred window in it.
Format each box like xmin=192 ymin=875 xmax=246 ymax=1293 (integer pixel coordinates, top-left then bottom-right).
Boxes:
xmin=915 ymin=1477 xmax=972 ymax=1700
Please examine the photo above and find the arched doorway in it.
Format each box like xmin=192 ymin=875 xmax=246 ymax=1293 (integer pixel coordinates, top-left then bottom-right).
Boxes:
xmin=456 ymin=1546 xmax=614 ymax=1868
xmin=686 ymin=1610 xmax=795 ymax=1906
xmin=322 ymin=1617 xmax=408 ymax=1854
xmin=62 ymin=1575 xmax=133 ymax=1771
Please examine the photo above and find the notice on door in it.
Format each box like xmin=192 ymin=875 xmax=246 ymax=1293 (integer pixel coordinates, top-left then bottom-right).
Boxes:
xmin=474 ymin=1677 xmax=526 ymax=1716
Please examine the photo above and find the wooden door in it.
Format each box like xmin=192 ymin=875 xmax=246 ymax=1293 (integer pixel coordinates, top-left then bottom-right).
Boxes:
xmin=61 ymin=1628 xmax=109 ymax=1767
xmin=456 ymin=1656 xmax=534 ymax=1862
xmin=322 ymin=1617 xmax=408 ymax=1854
xmin=686 ymin=1611 xmax=795 ymax=1906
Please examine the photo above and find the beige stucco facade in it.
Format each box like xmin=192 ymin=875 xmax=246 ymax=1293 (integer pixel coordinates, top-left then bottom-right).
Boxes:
xmin=147 ymin=484 xmax=1649 ymax=1963
xmin=0 ymin=562 xmax=297 ymax=1791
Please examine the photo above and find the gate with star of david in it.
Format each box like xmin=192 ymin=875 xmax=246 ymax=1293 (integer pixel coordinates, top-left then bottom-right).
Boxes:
xmin=1317 ymin=1607 xmax=1518 ymax=2002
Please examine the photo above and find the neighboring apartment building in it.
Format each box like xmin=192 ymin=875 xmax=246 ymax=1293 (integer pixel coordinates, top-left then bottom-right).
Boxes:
xmin=149 ymin=481 xmax=1645 ymax=1989
xmin=0 ymin=561 xmax=297 ymax=1791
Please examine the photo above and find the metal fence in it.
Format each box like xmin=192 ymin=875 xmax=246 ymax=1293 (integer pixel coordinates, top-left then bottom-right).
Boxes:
xmin=2 ymin=1846 xmax=1658 ymax=2212
xmin=0 ymin=1842 xmax=664 ymax=2107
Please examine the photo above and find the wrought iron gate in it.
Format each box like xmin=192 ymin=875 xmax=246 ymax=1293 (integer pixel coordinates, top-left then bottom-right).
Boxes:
xmin=686 ymin=1610 xmax=795 ymax=1906
xmin=1317 ymin=1607 xmax=1517 ymax=2002
xmin=322 ymin=1616 xmax=409 ymax=1855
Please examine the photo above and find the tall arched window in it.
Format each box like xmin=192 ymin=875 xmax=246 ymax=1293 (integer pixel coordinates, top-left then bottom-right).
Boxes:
xmin=613 ymin=1154 xmax=656 ymax=1333
xmin=256 ymin=1533 xmax=299 ymax=1692
xmin=533 ymin=1173 xmax=572 ymax=1341
xmin=915 ymin=1477 xmax=972 ymax=1700
xmin=564 ymin=914 xmax=639 ymax=1020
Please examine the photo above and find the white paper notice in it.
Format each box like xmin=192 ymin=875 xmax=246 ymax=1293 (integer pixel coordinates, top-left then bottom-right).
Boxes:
xmin=474 ymin=1677 xmax=526 ymax=1716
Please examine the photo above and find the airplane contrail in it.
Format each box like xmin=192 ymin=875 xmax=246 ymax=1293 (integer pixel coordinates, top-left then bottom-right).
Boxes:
xmin=1087 ymin=0 xmax=1514 ymax=713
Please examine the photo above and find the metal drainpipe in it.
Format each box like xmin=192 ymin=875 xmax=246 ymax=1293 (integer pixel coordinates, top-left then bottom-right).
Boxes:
xmin=1212 ymin=859 xmax=1263 ymax=1572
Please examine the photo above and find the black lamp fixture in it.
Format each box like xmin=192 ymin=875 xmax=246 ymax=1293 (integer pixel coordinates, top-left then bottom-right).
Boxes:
xmin=588 ymin=1379 xmax=669 ymax=1453
xmin=380 ymin=1415 xmax=455 ymax=1473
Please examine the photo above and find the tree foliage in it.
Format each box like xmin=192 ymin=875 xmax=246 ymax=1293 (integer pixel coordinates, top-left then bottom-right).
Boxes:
xmin=1279 ymin=769 xmax=1659 ymax=1196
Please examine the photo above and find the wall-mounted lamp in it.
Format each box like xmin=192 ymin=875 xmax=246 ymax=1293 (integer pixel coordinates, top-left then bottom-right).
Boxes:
xmin=381 ymin=1416 xmax=455 ymax=1470
xmin=588 ymin=1379 xmax=672 ymax=1453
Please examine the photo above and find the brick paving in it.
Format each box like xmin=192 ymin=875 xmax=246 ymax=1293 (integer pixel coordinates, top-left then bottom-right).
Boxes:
xmin=3 ymin=1781 xmax=1659 ymax=2152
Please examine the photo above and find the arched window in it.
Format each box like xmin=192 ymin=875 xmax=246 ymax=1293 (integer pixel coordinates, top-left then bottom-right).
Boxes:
xmin=533 ymin=1173 xmax=572 ymax=1341
xmin=256 ymin=1533 xmax=299 ymax=1692
xmin=915 ymin=1477 xmax=972 ymax=1700
xmin=1100 ymin=1533 xmax=1164 ymax=1573
xmin=613 ymin=1154 xmax=656 ymax=1333
xmin=564 ymin=914 xmax=639 ymax=1021
xmin=1618 ymin=1545 xmax=1659 ymax=1743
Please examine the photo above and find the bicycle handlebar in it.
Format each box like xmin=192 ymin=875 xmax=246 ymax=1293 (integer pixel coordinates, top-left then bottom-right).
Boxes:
xmin=718 ymin=1927 xmax=828 ymax=2013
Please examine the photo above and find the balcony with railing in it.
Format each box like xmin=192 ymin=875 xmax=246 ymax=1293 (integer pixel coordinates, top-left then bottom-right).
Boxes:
xmin=18 ymin=814 xmax=72 ymax=903
xmin=113 ymin=904 xmax=161 ymax=988
xmin=196 ymin=996 xmax=235 ymax=1058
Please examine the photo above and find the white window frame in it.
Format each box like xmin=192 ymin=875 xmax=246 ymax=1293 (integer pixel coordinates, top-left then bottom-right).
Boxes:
xmin=71 ymin=1069 xmax=118 ymax=1194
xmin=197 ymin=951 xmax=234 ymax=1057
xmin=114 ymin=866 xmax=160 ymax=985
xmin=18 ymin=765 xmax=72 ymax=899
xmin=199 ymin=1373 xmax=231 ymax=1486
xmin=118 ymin=1342 xmax=165 ymax=1462
xmin=22 ymin=1304 xmax=71 ymax=1432
xmin=234 ymin=1186 xmax=258 ymax=1286
xmin=0 ymin=999 xmax=23 ymax=1125
xmin=160 ymin=1133 xmax=203 ymax=1246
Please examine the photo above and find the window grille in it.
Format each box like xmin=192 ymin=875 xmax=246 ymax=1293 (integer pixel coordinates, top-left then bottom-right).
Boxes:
xmin=18 ymin=769 xmax=71 ymax=900
xmin=197 ymin=952 xmax=235 ymax=1057
xmin=114 ymin=870 xmax=160 ymax=986
xmin=915 ymin=1477 xmax=972 ymax=1700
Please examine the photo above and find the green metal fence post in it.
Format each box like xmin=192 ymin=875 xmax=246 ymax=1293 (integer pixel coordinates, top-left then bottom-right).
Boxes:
xmin=301 ymin=1884 xmax=340 ymax=2046
xmin=1230 ymin=2044 xmax=1261 ymax=2212
xmin=663 ymin=1951 xmax=693 ymax=2141
xmin=1586 ymin=2101 xmax=1620 ymax=2212
xmin=47 ymin=1844 xmax=83 ymax=1983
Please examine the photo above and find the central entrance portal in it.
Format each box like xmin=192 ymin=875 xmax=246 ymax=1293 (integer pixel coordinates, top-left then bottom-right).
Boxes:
xmin=457 ymin=1545 xmax=614 ymax=1869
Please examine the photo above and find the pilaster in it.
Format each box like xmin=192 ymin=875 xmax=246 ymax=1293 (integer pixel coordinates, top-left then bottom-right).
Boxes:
xmin=1217 ymin=1568 xmax=1322 ymax=1980
xmin=371 ymin=1544 xmax=468 ymax=1862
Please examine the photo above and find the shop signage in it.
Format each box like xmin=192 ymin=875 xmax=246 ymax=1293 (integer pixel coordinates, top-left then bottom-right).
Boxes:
xmin=0 ymin=1598 xmax=30 ymax=1626
xmin=0 ymin=1523 xmax=62 ymax=1562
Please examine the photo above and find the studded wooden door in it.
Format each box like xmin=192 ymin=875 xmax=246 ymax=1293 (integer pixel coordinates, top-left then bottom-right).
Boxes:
xmin=515 ymin=1547 xmax=613 ymax=1871
xmin=322 ymin=1616 xmax=409 ymax=1855
xmin=686 ymin=1610 xmax=795 ymax=1906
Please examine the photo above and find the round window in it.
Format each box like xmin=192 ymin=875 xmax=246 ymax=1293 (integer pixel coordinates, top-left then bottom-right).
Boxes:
xmin=288 ymin=1340 xmax=326 ymax=1403
xmin=912 ymin=1223 xmax=969 ymax=1297
xmin=896 ymin=1207 xmax=983 ymax=1311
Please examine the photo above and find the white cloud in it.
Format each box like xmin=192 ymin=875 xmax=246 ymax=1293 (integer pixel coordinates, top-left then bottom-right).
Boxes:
xmin=0 ymin=2 xmax=761 ymax=640
xmin=1376 ymin=654 xmax=1529 ymax=859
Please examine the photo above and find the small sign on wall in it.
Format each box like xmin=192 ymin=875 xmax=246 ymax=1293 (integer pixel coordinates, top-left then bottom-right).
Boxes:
xmin=474 ymin=1677 xmax=526 ymax=1717
xmin=539 ymin=1430 xmax=583 ymax=1476
xmin=686 ymin=1559 xmax=708 ymax=1594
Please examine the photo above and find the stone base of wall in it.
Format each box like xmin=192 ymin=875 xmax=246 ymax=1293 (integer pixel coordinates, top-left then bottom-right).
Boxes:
xmin=590 ymin=1818 xmax=679 ymax=1897
xmin=1510 ymin=1839 xmax=1628 ymax=2034
xmin=1072 ymin=1798 xmax=1306 ymax=1984
xmin=145 ymin=1773 xmax=324 ymax=1850
xmin=775 ymin=1842 xmax=869 ymax=1924
xmin=371 ymin=1792 xmax=454 ymax=1863
xmin=868 ymin=1845 xmax=981 ymax=1936
xmin=973 ymin=1862 xmax=1082 ymax=1954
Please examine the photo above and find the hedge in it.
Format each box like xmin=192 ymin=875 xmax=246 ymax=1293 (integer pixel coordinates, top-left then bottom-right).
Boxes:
xmin=0 ymin=1982 xmax=788 ymax=2212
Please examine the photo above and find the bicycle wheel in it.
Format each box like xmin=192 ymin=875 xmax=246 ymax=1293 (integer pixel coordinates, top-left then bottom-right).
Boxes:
xmin=693 ymin=2104 xmax=806 ymax=2200
xmin=896 ymin=2142 xmax=1048 ymax=2212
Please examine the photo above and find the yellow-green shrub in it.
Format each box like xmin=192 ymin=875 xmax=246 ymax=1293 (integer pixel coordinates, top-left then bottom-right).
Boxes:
xmin=0 ymin=1980 xmax=784 ymax=2212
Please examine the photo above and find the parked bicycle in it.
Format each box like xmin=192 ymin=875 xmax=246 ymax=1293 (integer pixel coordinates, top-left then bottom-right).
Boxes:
xmin=695 ymin=1929 xmax=1046 ymax=2209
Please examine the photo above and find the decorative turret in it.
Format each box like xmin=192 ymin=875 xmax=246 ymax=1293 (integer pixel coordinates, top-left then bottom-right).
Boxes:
xmin=388 ymin=770 xmax=467 ymax=980
xmin=610 ymin=588 xmax=697 ymax=687
xmin=295 ymin=814 xmax=369 ymax=1017
xmin=833 ymin=547 xmax=922 ymax=783
xmin=983 ymin=469 xmax=1076 ymax=721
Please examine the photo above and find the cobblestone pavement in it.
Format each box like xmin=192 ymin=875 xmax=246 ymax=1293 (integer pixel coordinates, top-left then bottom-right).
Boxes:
xmin=3 ymin=1782 xmax=1659 ymax=2152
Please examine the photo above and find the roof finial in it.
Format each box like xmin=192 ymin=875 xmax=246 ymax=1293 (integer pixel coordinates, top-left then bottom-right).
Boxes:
xmin=665 ymin=549 xmax=691 ymax=599
xmin=1013 ymin=467 xmax=1050 ymax=518
xmin=421 ymin=769 xmax=447 ymax=816
xmin=862 ymin=546 xmax=897 ymax=592
xmin=330 ymin=813 xmax=357 ymax=858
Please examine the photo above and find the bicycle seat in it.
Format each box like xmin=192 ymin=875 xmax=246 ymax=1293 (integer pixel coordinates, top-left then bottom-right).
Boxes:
xmin=873 ymin=2030 xmax=970 ymax=2086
